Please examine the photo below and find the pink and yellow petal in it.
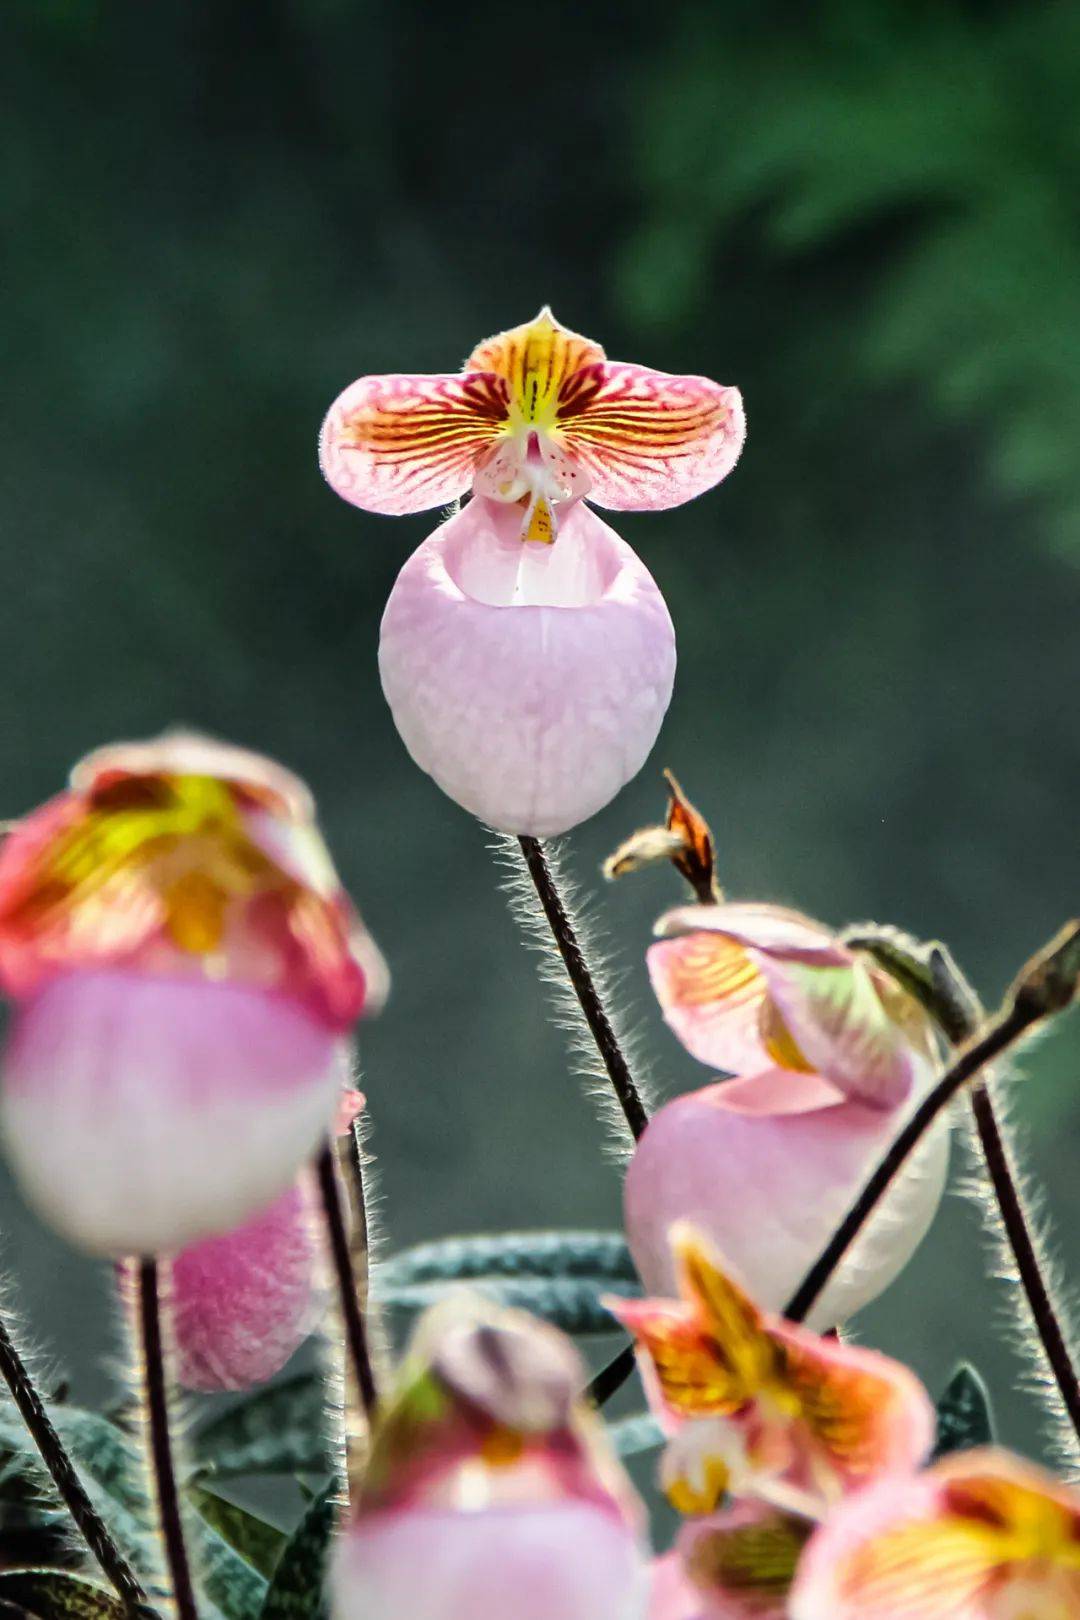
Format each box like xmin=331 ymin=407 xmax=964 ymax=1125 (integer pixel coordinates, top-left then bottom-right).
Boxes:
xmin=772 ymin=1321 xmax=936 ymax=1488
xmin=466 ymin=308 xmax=606 ymax=429
xmin=646 ymin=932 xmax=772 ymax=1076
xmin=319 ymin=371 xmax=508 ymax=516
xmin=557 ymin=363 xmax=744 ymax=511
xmin=678 ymin=1503 xmax=808 ymax=1619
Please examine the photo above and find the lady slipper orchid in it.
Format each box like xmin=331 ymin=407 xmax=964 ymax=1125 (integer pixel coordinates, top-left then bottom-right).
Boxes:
xmin=789 ymin=1448 xmax=1080 ymax=1620
xmin=650 ymin=1504 xmax=810 ymax=1620
xmin=0 ymin=733 xmax=385 ymax=1255
xmin=626 ymin=903 xmax=950 ymax=1328
xmin=606 ymin=1225 xmax=934 ymax=1521
xmin=320 ymin=310 xmax=744 ymax=836
xmin=331 ymin=1298 xmax=647 ymax=1620
xmin=170 ymin=1088 xmax=365 ymax=1392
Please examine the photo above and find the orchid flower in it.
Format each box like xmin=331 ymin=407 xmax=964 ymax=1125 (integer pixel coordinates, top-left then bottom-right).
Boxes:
xmin=625 ymin=904 xmax=950 ymax=1327
xmin=170 ymin=1088 xmax=365 ymax=1392
xmin=331 ymin=1298 xmax=647 ymax=1620
xmin=650 ymin=1503 xmax=810 ymax=1620
xmin=790 ymin=1448 xmax=1080 ymax=1620
xmin=320 ymin=310 xmax=744 ymax=836
xmin=606 ymin=1225 xmax=934 ymax=1521
xmin=0 ymin=733 xmax=385 ymax=1255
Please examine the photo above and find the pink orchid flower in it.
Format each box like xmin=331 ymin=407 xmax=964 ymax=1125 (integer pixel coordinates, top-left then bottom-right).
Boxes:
xmin=320 ymin=310 xmax=744 ymax=836
xmin=606 ymin=1225 xmax=934 ymax=1522
xmin=332 ymin=1298 xmax=648 ymax=1620
xmin=170 ymin=1088 xmax=365 ymax=1392
xmin=626 ymin=903 xmax=950 ymax=1328
xmin=790 ymin=1448 xmax=1080 ymax=1620
xmin=0 ymin=733 xmax=385 ymax=1255
xmin=650 ymin=1503 xmax=811 ymax=1620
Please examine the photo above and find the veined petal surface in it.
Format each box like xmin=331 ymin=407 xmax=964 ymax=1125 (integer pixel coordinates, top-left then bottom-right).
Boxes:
xmin=320 ymin=371 xmax=508 ymax=515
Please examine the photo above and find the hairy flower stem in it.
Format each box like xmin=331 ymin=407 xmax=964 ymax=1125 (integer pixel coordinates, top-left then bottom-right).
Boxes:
xmin=0 ymin=1312 xmax=150 ymax=1612
xmin=136 ymin=1260 xmax=197 ymax=1620
xmin=784 ymin=921 xmax=1080 ymax=1326
xmin=517 ymin=836 xmax=649 ymax=1141
xmin=316 ymin=1140 xmax=378 ymax=1422
xmin=848 ymin=927 xmax=1080 ymax=1453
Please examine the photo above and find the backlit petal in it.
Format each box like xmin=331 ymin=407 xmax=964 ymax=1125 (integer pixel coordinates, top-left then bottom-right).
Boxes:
xmin=557 ymin=363 xmax=744 ymax=511
xmin=678 ymin=1503 xmax=808 ymax=1620
xmin=646 ymin=932 xmax=771 ymax=1075
xmin=466 ymin=308 xmax=606 ymax=428
xmin=320 ymin=371 xmax=507 ymax=515
xmin=772 ymin=1321 xmax=936 ymax=1489
xmin=603 ymin=1296 xmax=745 ymax=1419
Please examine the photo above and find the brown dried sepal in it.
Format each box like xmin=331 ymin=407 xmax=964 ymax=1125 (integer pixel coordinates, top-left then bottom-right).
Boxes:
xmin=603 ymin=770 xmax=720 ymax=903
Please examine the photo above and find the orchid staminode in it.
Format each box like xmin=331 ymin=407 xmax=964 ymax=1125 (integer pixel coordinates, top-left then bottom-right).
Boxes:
xmin=625 ymin=903 xmax=950 ymax=1327
xmin=0 ymin=733 xmax=386 ymax=1255
xmin=320 ymin=310 xmax=744 ymax=837
xmin=790 ymin=1448 xmax=1080 ymax=1620
xmin=606 ymin=1225 xmax=934 ymax=1520
xmin=331 ymin=1298 xmax=647 ymax=1620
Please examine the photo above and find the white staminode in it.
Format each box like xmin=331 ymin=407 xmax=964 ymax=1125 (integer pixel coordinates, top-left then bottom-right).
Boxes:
xmin=1 ymin=969 xmax=349 ymax=1255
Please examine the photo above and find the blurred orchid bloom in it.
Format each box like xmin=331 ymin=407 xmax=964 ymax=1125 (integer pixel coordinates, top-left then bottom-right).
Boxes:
xmin=321 ymin=310 xmax=744 ymax=836
xmin=0 ymin=734 xmax=385 ymax=1255
xmin=606 ymin=1226 xmax=934 ymax=1520
xmin=331 ymin=1298 xmax=648 ymax=1620
xmin=320 ymin=306 xmax=744 ymax=544
xmin=790 ymin=1449 xmax=1080 ymax=1620
xmin=171 ymin=1088 xmax=365 ymax=1392
xmin=650 ymin=1503 xmax=810 ymax=1620
xmin=626 ymin=904 xmax=949 ymax=1326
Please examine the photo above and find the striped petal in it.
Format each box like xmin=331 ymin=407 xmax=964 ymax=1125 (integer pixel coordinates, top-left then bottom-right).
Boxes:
xmin=677 ymin=1504 xmax=809 ymax=1620
xmin=789 ymin=1452 xmax=1080 ymax=1620
xmin=646 ymin=932 xmax=772 ymax=1076
xmin=772 ymin=1321 xmax=936 ymax=1491
xmin=319 ymin=371 xmax=508 ymax=515
xmin=557 ymin=363 xmax=745 ymax=511
xmin=466 ymin=308 xmax=606 ymax=428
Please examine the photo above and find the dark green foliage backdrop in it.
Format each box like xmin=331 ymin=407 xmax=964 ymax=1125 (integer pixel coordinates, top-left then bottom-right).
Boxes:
xmin=1 ymin=0 xmax=1077 ymax=1472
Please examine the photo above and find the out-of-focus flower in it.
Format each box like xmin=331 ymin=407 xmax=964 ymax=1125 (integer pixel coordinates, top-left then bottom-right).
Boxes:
xmin=0 ymin=734 xmax=385 ymax=1255
xmin=650 ymin=1504 xmax=810 ymax=1620
xmin=790 ymin=1448 xmax=1080 ymax=1620
xmin=626 ymin=903 xmax=949 ymax=1327
xmin=331 ymin=1298 xmax=647 ymax=1620
xmin=607 ymin=1225 xmax=934 ymax=1520
xmin=170 ymin=1088 xmax=365 ymax=1392
xmin=321 ymin=310 xmax=744 ymax=836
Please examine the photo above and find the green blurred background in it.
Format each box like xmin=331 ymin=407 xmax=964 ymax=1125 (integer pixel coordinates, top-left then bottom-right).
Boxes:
xmin=1 ymin=0 xmax=1078 ymax=1489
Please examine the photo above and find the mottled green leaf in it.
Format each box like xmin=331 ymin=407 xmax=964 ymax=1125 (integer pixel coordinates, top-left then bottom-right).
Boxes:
xmin=932 ymin=1363 xmax=995 ymax=1459
xmin=378 ymin=1231 xmax=637 ymax=1286
xmin=606 ymin=1412 xmax=663 ymax=1459
xmin=258 ymin=1485 xmax=338 ymax=1620
xmin=380 ymin=1274 xmax=639 ymax=1336
xmin=196 ymin=1517 xmax=270 ymax=1620
xmin=0 ymin=1570 xmax=128 ymax=1620
xmin=191 ymin=1377 xmax=330 ymax=1480
xmin=188 ymin=1488 xmax=286 ymax=1579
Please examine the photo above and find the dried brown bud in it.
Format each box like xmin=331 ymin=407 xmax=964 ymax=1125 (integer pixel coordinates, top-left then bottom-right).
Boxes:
xmin=602 ymin=771 xmax=720 ymax=903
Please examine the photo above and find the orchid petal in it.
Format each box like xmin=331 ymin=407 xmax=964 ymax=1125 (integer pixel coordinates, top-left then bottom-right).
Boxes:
xmin=676 ymin=1504 xmax=809 ymax=1620
xmin=319 ymin=371 xmax=508 ymax=515
xmin=466 ymin=308 xmax=606 ymax=427
xmin=625 ymin=1086 xmax=949 ymax=1329
xmin=646 ymin=932 xmax=771 ymax=1075
xmin=557 ymin=363 xmax=744 ymax=511
xmin=714 ymin=1070 xmax=847 ymax=1115
xmin=789 ymin=1452 xmax=1080 ymax=1620
xmin=378 ymin=498 xmax=675 ymax=836
xmin=771 ymin=1320 xmax=936 ymax=1489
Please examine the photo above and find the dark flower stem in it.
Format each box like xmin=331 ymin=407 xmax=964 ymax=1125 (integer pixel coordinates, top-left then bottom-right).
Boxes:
xmin=136 ymin=1260 xmax=197 ymax=1620
xmin=784 ymin=921 xmax=1080 ymax=1326
xmin=316 ymin=1140 xmax=378 ymax=1420
xmin=847 ymin=927 xmax=1080 ymax=1449
xmin=0 ymin=1312 xmax=150 ymax=1612
xmin=517 ymin=836 xmax=649 ymax=1141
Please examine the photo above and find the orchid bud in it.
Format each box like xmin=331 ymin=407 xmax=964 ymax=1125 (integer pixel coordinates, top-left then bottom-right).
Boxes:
xmin=331 ymin=1299 xmax=648 ymax=1620
xmin=321 ymin=309 xmax=745 ymax=836
xmin=0 ymin=734 xmax=386 ymax=1255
